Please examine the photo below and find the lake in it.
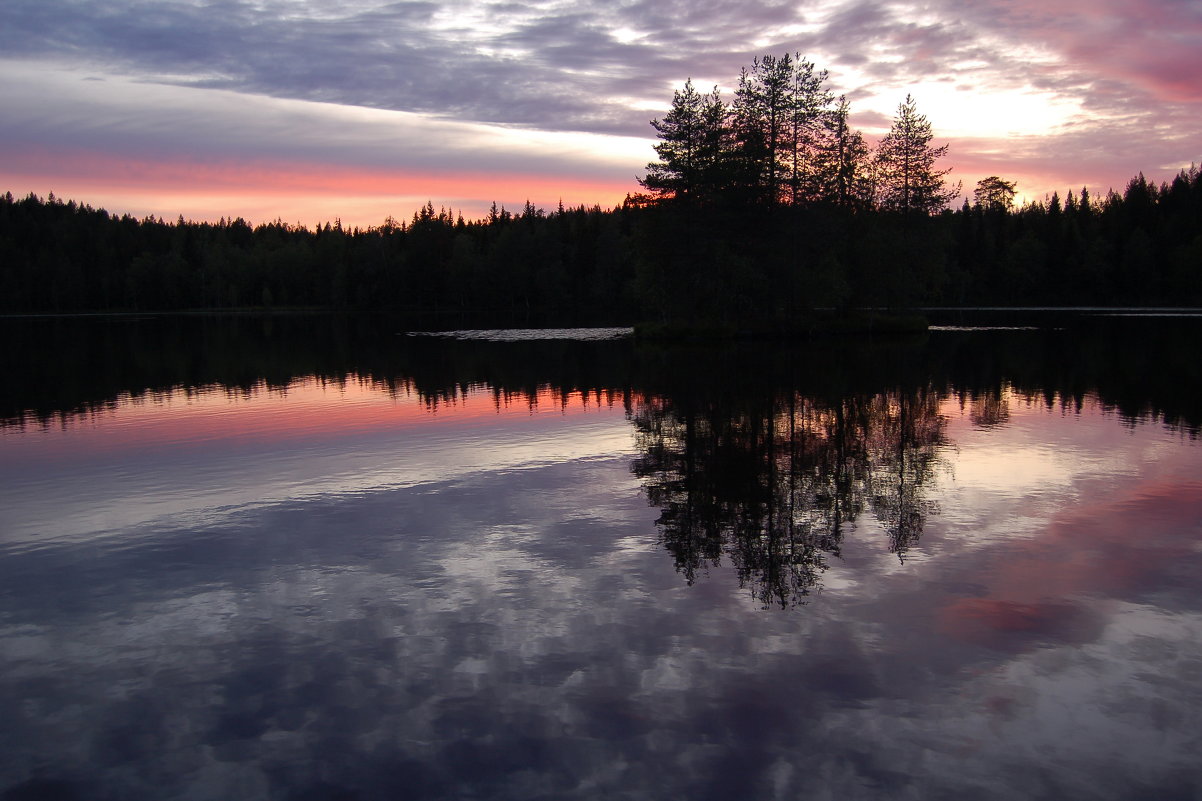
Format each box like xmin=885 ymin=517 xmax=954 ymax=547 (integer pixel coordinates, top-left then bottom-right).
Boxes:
xmin=2 ymin=312 xmax=1201 ymax=800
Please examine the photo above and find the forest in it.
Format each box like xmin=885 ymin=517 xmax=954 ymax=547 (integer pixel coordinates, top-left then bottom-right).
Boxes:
xmin=2 ymin=53 xmax=1200 ymax=321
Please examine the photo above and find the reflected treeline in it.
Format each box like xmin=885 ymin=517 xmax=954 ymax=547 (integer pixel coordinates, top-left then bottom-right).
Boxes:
xmin=631 ymin=387 xmax=946 ymax=607
xmin=5 ymin=312 xmax=1200 ymax=603
xmin=0 ymin=313 xmax=641 ymax=428
xmin=5 ymin=312 xmax=1200 ymax=434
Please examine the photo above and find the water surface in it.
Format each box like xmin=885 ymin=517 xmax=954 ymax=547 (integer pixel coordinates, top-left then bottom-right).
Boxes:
xmin=1 ymin=314 xmax=1200 ymax=800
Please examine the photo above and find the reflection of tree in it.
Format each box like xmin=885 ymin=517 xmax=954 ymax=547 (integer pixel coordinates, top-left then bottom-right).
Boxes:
xmin=9 ymin=314 xmax=1202 ymax=436
xmin=968 ymin=388 xmax=1010 ymax=429
xmin=863 ymin=389 xmax=945 ymax=556
xmin=631 ymin=387 xmax=946 ymax=607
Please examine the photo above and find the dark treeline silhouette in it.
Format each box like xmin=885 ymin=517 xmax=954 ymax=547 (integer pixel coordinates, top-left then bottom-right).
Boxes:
xmin=5 ymin=313 xmax=1200 ymax=433
xmin=5 ymin=44 xmax=1202 ymax=323
xmin=629 ymin=54 xmax=1202 ymax=323
xmin=3 ymin=166 xmax=1199 ymax=319
xmin=4 ymin=53 xmax=1198 ymax=322
xmin=0 ymin=193 xmax=640 ymax=320
xmin=2 ymin=53 xmax=1199 ymax=321
xmin=948 ymin=172 xmax=1202 ymax=305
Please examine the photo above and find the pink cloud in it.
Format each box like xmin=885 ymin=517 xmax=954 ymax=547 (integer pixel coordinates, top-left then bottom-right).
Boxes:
xmin=993 ymin=0 xmax=1202 ymax=102
xmin=0 ymin=147 xmax=634 ymax=226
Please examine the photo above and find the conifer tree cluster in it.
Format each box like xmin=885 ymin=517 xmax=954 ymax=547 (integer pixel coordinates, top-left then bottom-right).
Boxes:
xmin=637 ymin=55 xmax=956 ymax=214
xmin=949 ymin=168 xmax=1202 ymax=305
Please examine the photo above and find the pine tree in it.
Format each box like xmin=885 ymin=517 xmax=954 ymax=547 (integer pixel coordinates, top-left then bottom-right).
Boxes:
xmin=639 ymin=79 xmax=727 ymax=202
xmin=731 ymin=53 xmax=831 ymax=205
xmin=812 ymin=96 xmax=872 ymax=208
xmin=875 ymin=95 xmax=958 ymax=215
xmin=784 ymin=55 xmax=832 ymax=204
xmin=731 ymin=58 xmax=788 ymax=204
xmin=973 ymin=176 xmax=1017 ymax=211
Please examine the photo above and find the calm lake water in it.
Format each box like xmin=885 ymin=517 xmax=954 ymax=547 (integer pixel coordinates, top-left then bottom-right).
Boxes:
xmin=2 ymin=313 xmax=1201 ymax=800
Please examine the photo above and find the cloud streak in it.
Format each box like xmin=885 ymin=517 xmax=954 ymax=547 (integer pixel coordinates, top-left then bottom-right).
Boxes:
xmin=0 ymin=62 xmax=643 ymax=222
xmin=0 ymin=0 xmax=1198 ymax=222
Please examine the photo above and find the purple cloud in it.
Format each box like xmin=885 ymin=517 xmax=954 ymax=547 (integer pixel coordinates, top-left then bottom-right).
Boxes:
xmin=0 ymin=0 xmax=1197 ymax=221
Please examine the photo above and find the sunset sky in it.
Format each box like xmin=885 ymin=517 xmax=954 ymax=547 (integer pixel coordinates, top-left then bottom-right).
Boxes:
xmin=2 ymin=0 xmax=1199 ymax=227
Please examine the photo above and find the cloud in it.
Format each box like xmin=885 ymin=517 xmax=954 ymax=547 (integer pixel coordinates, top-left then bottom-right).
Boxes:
xmin=3 ymin=0 xmax=1199 ymax=134
xmin=0 ymin=0 xmax=681 ymax=136
xmin=0 ymin=61 xmax=644 ymax=223
xmin=1 ymin=0 xmax=1198 ymax=222
xmin=972 ymin=0 xmax=1202 ymax=102
xmin=0 ymin=64 xmax=647 ymax=176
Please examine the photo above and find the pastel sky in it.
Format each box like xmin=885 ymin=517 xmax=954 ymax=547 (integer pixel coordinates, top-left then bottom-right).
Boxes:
xmin=2 ymin=0 xmax=1200 ymax=227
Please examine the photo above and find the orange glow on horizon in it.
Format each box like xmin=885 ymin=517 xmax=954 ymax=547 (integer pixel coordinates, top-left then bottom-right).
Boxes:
xmin=2 ymin=147 xmax=638 ymax=227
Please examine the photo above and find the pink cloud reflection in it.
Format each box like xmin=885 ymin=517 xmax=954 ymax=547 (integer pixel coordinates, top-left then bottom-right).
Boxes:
xmin=937 ymin=478 xmax=1202 ymax=652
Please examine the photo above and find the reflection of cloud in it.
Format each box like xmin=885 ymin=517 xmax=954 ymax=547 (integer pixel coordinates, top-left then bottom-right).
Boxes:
xmin=938 ymin=598 xmax=1105 ymax=652
xmin=3 ymin=376 xmax=1202 ymax=798
xmin=0 ymin=380 xmax=637 ymax=546
xmin=3 ymin=446 xmax=1200 ymax=800
xmin=936 ymin=392 xmax=1189 ymax=540
xmin=930 ymin=414 xmax=1202 ymax=658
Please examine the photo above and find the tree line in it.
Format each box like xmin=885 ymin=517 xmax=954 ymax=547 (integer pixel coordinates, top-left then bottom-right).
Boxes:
xmin=1 ymin=52 xmax=1199 ymax=319
xmin=0 ymin=195 xmax=640 ymax=320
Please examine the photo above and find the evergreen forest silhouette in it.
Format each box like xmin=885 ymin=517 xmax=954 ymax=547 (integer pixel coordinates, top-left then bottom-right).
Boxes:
xmin=2 ymin=53 xmax=1200 ymax=320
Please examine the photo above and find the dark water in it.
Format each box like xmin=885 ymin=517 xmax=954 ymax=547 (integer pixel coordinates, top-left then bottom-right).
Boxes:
xmin=2 ymin=313 xmax=1201 ymax=800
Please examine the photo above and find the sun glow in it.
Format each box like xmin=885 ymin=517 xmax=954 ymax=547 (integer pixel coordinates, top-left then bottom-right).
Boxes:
xmin=857 ymin=81 xmax=1083 ymax=138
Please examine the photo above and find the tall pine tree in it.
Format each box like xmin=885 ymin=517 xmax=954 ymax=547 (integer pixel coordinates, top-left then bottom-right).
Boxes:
xmin=812 ymin=96 xmax=873 ymax=208
xmin=874 ymin=95 xmax=958 ymax=215
xmin=639 ymin=79 xmax=727 ymax=203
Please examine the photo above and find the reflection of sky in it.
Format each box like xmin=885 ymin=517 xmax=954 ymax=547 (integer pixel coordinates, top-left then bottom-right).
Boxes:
xmin=0 ymin=379 xmax=635 ymax=546
xmin=934 ymin=390 xmax=1194 ymax=543
xmin=1 ymin=380 xmax=1201 ymax=799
